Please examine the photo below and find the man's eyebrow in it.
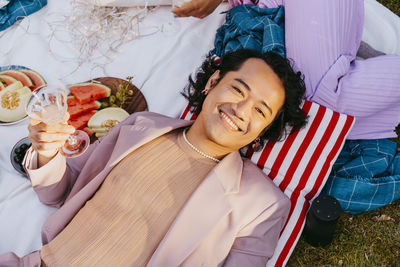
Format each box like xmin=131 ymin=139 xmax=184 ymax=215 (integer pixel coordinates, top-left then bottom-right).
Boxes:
xmin=234 ymin=78 xmax=272 ymax=115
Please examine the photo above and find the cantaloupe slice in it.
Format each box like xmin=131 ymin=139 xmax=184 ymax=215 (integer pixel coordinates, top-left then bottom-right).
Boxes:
xmin=88 ymin=107 xmax=129 ymax=134
xmin=6 ymin=81 xmax=24 ymax=92
xmin=90 ymin=126 xmax=108 ymax=133
xmin=95 ymin=132 xmax=107 ymax=138
xmin=0 ymin=86 xmax=32 ymax=122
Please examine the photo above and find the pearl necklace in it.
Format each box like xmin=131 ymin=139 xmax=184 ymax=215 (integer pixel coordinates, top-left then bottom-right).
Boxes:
xmin=182 ymin=129 xmax=220 ymax=163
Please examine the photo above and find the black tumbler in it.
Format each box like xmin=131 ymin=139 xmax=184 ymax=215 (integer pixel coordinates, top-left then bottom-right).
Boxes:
xmin=303 ymin=194 xmax=342 ymax=247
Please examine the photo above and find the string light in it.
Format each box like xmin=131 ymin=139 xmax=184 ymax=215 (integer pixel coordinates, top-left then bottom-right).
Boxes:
xmin=53 ymin=0 xmax=159 ymax=69
xmin=0 ymin=0 xmax=161 ymax=81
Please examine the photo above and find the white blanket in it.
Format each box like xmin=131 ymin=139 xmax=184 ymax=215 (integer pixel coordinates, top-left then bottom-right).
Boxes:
xmin=0 ymin=0 xmax=399 ymax=258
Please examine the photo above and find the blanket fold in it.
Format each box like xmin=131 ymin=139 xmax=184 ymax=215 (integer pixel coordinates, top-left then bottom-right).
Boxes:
xmin=212 ymin=4 xmax=285 ymax=58
xmin=323 ymin=139 xmax=400 ymax=214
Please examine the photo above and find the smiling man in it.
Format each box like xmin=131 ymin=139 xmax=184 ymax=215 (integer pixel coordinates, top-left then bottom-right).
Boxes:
xmin=188 ymin=58 xmax=285 ymax=158
xmin=1 ymin=49 xmax=306 ymax=266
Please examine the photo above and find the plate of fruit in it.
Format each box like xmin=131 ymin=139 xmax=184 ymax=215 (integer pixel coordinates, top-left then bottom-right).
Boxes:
xmin=66 ymin=76 xmax=148 ymax=141
xmin=0 ymin=65 xmax=46 ymax=125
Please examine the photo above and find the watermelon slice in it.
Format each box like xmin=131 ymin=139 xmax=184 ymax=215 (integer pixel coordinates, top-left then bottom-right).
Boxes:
xmin=0 ymin=70 xmax=34 ymax=88
xmin=0 ymin=74 xmax=18 ymax=86
xmin=67 ymin=98 xmax=101 ymax=119
xmin=83 ymin=127 xmax=94 ymax=137
xmin=18 ymin=69 xmax=46 ymax=91
xmin=68 ymin=110 xmax=97 ymax=130
xmin=67 ymin=95 xmax=77 ymax=106
xmin=68 ymin=82 xmax=111 ymax=104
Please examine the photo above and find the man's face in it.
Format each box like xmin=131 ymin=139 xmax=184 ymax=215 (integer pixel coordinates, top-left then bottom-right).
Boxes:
xmin=197 ymin=58 xmax=285 ymax=152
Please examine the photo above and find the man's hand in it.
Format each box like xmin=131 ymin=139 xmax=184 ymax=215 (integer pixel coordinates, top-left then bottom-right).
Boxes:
xmin=172 ymin=0 xmax=223 ymax=18
xmin=28 ymin=113 xmax=75 ymax=167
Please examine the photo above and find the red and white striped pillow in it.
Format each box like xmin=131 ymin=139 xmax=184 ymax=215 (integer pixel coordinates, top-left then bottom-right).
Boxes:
xmin=180 ymin=100 xmax=355 ymax=266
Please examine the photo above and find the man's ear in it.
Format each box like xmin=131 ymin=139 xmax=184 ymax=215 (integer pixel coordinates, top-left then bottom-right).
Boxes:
xmin=204 ymin=70 xmax=220 ymax=92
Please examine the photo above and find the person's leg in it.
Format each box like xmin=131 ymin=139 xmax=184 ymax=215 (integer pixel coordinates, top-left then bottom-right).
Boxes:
xmin=256 ymin=0 xmax=283 ymax=9
xmin=283 ymin=0 xmax=364 ymax=98
xmin=284 ymin=0 xmax=400 ymax=139
xmin=348 ymin=107 xmax=400 ymax=140
xmin=336 ymin=55 xmax=400 ymax=139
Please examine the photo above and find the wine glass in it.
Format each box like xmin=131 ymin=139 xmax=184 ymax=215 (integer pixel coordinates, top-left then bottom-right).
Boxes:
xmin=160 ymin=0 xmax=185 ymax=35
xmin=26 ymin=84 xmax=90 ymax=158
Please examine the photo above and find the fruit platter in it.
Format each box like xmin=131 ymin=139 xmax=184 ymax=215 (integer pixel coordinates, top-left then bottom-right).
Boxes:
xmin=0 ymin=65 xmax=46 ymax=125
xmin=66 ymin=76 xmax=148 ymax=141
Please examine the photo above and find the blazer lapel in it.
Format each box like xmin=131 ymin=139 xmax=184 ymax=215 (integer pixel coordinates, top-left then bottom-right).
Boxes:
xmin=148 ymin=152 xmax=243 ymax=266
xmin=107 ymin=113 xmax=192 ymax=167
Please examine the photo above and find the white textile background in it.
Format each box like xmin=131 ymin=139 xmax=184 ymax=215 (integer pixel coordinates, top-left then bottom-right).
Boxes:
xmin=0 ymin=0 xmax=399 ymax=259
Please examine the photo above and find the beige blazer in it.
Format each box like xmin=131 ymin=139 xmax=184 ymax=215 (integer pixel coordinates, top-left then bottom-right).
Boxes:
xmin=1 ymin=112 xmax=290 ymax=267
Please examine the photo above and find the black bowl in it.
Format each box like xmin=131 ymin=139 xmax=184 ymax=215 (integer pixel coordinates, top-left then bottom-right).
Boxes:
xmin=10 ymin=137 xmax=31 ymax=176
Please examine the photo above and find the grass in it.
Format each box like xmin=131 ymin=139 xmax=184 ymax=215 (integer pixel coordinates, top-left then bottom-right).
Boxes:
xmin=287 ymin=2 xmax=400 ymax=266
xmin=376 ymin=0 xmax=400 ymax=16
xmin=288 ymin=200 xmax=400 ymax=266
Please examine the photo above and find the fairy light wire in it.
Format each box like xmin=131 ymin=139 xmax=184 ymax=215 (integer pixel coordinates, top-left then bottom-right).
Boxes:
xmin=0 ymin=0 xmax=159 ymax=80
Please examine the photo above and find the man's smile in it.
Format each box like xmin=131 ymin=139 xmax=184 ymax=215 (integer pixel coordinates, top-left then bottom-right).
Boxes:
xmin=218 ymin=109 xmax=243 ymax=132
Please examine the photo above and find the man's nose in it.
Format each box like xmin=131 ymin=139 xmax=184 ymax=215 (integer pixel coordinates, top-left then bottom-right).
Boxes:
xmin=234 ymin=98 xmax=253 ymax=121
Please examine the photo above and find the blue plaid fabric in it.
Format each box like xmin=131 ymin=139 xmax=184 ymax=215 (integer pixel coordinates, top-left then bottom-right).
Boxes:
xmin=212 ymin=4 xmax=285 ymax=58
xmin=323 ymin=139 xmax=400 ymax=214
xmin=0 ymin=0 xmax=46 ymax=31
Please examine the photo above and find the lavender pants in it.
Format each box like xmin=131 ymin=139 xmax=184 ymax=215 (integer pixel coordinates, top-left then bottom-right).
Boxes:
xmin=230 ymin=0 xmax=400 ymax=139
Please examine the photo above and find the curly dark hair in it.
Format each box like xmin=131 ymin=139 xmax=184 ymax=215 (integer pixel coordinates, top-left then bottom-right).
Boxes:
xmin=182 ymin=49 xmax=307 ymax=152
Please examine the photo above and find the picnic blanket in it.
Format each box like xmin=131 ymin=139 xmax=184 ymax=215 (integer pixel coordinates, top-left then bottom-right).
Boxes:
xmin=0 ymin=0 xmax=47 ymax=31
xmin=212 ymin=4 xmax=285 ymax=58
xmin=323 ymin=139 xmax=400 ymax=213
xmin=0 ymin=0 xmax=400 ymax=265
